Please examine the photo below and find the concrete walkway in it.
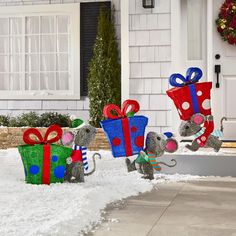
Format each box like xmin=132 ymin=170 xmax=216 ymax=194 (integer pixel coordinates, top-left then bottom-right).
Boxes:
xmin=88 ymin=177 xmax=236 ymax=236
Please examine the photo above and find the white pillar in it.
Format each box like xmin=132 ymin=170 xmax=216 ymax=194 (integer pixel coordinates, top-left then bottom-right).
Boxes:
xmin=171 ymin=0 xmax=182 ymax=136
xmin=120 ymin=0 xmax=129 ymax=102
xmin=207 ymin=0 xmax=213 ymax=82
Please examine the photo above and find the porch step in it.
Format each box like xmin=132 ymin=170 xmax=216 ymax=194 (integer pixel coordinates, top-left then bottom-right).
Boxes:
xmin=161 ymin=147 xmax=236 ymax=177
xmin=222 ymin=142 xmax=236 ymax=148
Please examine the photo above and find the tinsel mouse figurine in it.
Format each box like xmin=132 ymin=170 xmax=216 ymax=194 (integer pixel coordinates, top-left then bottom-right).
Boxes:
xmin=61 ymin=118 xmax=101 ymax=183
xmin=167 ymin=67 xmax=222 ymax=152
xmin=126 ymin=132 xmax=178 ymax=180
xmin=179 ymin=113 xmax=222 ymax=152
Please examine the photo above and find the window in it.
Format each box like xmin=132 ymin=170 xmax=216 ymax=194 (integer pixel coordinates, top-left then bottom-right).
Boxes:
xmin=187 ymin=0 xmax=204 ymax=60
xmin=0 ymin=4 xmax=80 ymax=99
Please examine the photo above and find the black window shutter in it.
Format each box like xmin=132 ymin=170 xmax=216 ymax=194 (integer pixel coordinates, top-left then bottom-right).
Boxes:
xmin=80 ymin=1 xmax=111 ymax=96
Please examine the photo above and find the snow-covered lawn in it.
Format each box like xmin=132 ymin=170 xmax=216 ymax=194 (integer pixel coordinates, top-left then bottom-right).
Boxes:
xmin=0 ymin=149 xmax=201 ymax=236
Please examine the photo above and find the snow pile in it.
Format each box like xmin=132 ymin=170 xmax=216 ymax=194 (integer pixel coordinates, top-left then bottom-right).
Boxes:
xmin=153 ymin=173 xmax=204 ymax=184
xmin=169 ymin=142 xmax=236 ymax=156
xmin=0 ymin=149 xmax=201 ymax=236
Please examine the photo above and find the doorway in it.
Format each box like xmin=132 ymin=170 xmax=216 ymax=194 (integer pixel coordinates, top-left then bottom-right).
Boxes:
xmin=171 ymin=0 xmax=236 ymax=141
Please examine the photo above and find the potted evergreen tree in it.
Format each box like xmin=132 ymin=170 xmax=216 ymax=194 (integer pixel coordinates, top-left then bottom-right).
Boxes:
xmin=88 ymin=6 xmax=121 ymax=127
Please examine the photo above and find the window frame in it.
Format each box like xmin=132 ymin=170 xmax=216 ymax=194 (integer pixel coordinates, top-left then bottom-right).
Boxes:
xmin=0 ymin=3 xmax=80 ymax=100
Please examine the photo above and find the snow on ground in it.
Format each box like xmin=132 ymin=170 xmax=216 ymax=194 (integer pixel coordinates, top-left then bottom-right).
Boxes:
xmin=0 ymin=148 xmax=202 ymax=236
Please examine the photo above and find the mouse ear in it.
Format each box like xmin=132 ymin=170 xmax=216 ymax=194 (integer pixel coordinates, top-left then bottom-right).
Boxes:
xmin=165 ymin=138 xmax=178 ymax=153
xmin=191 ymin=113 xmax=205 ymax=125
xmin=61 ymin=131 xmax=74 ymax=146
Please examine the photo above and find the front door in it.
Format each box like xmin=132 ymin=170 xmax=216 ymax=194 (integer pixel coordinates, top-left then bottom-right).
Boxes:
xmin=212 ymin=0 xmax=236 ymax=140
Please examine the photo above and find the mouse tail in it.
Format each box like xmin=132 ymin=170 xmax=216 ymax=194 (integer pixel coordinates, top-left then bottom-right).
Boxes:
xmin=158 ymin=159 xmax=177 ymax=168
xmin=84 ymin=153 xmax=101 ymax=176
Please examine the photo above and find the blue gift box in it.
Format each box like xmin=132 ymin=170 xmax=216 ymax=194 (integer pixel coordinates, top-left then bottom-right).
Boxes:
xmin=101 ymin=116 xmax=148 ymax=158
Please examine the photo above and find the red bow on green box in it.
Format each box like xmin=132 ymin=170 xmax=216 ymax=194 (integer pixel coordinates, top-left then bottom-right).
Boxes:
xmin=23 ymin=124 xmax=62 ymax=145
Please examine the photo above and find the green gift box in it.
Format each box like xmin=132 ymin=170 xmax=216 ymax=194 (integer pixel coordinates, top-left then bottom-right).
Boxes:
xmin=18 ymin=125 xmax=72 ymax=185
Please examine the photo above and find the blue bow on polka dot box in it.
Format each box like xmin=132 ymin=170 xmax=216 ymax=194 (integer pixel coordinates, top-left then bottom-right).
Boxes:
xmin=18 ymin=125 xmax=72 ymax=185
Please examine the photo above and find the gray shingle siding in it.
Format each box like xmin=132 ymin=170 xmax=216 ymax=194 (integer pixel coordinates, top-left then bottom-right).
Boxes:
xmin=129 ymin=0 xmax=172 ymax=132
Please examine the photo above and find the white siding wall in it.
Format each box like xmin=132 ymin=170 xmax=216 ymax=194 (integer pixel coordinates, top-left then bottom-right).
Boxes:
xmin=129 ymin=0 xmax=172 ymax=133
xmin=0 ymin=0 xmax=120 ymax=122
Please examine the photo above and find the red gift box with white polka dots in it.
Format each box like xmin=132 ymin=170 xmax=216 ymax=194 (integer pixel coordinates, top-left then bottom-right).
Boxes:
xmin=167 ymin=82 xmax=212 ymax=121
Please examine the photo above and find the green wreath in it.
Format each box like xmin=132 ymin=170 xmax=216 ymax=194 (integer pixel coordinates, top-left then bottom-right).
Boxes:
xmin=216 ymin=0 xmax=236 ymax=45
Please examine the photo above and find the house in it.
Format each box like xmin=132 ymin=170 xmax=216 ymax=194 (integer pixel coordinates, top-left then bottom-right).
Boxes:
xmin=0 ymin=0 xmax=235 ymax=142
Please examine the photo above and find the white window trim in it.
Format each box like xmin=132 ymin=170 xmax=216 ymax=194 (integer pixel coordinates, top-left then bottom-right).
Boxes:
xmin=0 ymin=3 xmax=80 ymax=100
xmin=120 ymin=0 xmax=129 ymax=103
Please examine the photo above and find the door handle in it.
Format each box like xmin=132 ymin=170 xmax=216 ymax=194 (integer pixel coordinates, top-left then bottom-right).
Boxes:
xmin=215 ymin=64 xmax=221 ymax=88
xmin=220 ymin=117 xmax=227 ymax=133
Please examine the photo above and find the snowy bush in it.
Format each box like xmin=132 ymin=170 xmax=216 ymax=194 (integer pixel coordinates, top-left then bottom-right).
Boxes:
xmin=0 ymin=115 xmax=10 ymax=127
xmin=0 ymin=112 xmax=71 ymax=127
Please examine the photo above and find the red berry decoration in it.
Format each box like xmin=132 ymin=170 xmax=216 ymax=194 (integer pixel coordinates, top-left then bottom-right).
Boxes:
xmin=216 ymin=0 xmax=236 ymax=45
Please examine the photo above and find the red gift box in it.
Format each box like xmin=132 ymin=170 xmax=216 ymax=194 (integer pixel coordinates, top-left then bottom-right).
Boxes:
xmin=166 ymin=67 xmax=212 ymax=121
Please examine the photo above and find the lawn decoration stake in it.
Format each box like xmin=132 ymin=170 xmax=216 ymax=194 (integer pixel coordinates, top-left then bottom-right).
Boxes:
xmin=167 ymin=67 xmax=222 ymax=152
xmin=101 ymin=99 xmax=178 ymax=179
xmin=61 ymin=118 xmax=101 ymax=183
xmin=18 ymin=125 xmax=72 ymax=185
